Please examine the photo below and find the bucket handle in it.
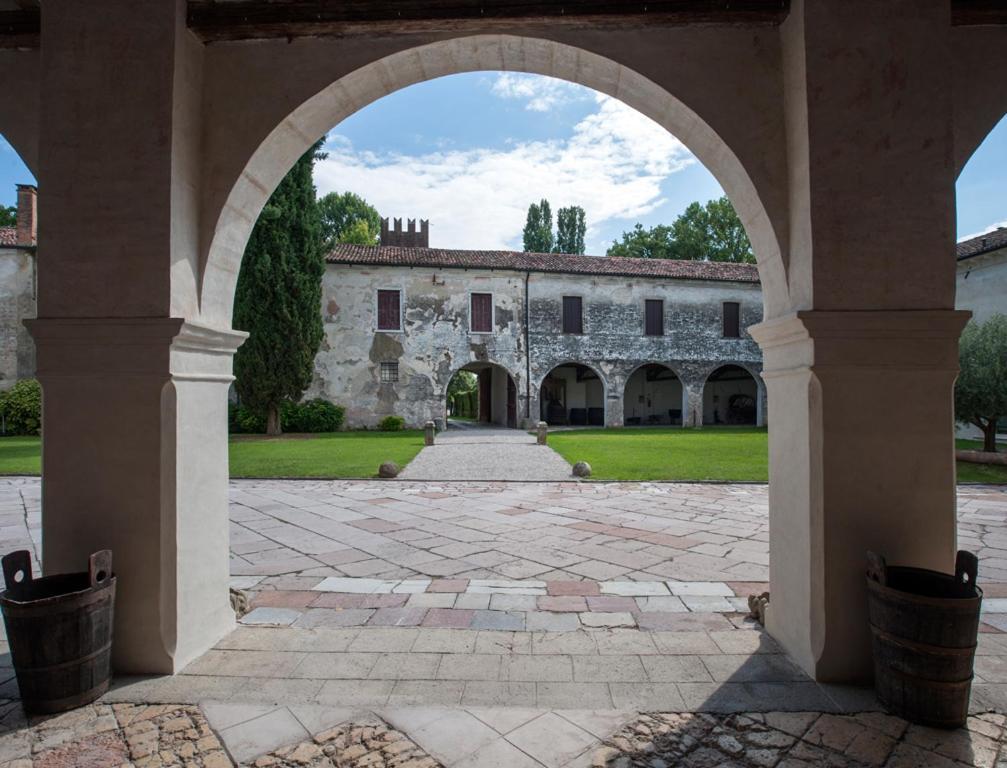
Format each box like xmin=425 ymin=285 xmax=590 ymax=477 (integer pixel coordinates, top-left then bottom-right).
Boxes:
xmin=866 ymin=551 xmax=887 ymax=586
xmin=88 ymin=550 xmax=113 ymax=589
xmin=955 ymin=550 xmax=978 ymax=596
xmin=1 ymin=550 xmax=32 ymax=590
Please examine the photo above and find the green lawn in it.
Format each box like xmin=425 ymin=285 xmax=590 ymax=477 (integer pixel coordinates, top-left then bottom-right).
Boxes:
xmin=0 ymin=432 xmax=426 ymax=479
xmin=228 ymin=431 xmax=425 ymax=478
xmin=0 ymin=436 xmax=41 ymax=475
xmin=956 ymin=438 xmax=1007 ymax=484
xmin=548 ymin=427 xmax=771 ymax=482
xmin=547 ymin=428 xmax=1007 ymax=484
xmin=2 ymin=429 xmax=1005 ymax=483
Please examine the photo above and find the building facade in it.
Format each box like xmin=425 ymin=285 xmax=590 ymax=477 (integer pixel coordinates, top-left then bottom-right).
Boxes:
xmin=0 ymin=185 xmax=36 ymax=391
xmin=308 ymin=242 xmax=768 ymax=430
xmin=956 ymin=227 xmax=1007 ymax=323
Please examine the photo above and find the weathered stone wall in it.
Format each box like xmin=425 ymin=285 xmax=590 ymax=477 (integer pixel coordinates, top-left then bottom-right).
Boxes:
xmin=0 ymin=248 xmax=36 ymax=391
xmin=310 ymin=264 xmax=765 ymax=429
xmin=307 ymin=265 xmax=527 ymax=428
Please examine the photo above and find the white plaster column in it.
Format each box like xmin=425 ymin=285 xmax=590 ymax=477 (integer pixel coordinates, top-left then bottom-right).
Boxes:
xmin=28 ymin=319 xmax=246 ymax=673
xmin=750 ymin=310 xmax=969 ymax=681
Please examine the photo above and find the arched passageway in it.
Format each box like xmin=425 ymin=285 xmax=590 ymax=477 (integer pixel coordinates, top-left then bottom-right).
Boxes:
xmin=623 ymin=364 xmax=685 ymax=427
xmin=703 ymin=365 xmax=759 ymax=426
xmin=25 ymin=4 xmax=988 ymax=683
xmin=540 ymin=364 xmax=604 ymax=427
xmin=446 ymin=362 xmax=517 ymax=429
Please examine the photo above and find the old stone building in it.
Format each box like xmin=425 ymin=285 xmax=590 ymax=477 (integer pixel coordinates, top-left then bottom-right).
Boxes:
xmin=956 ymin=227 xmax=1007 ymax=323
xmin=0 ymin=184 xmax=36 ymax=391
xmin=308 ymin=232 xmax=767 ymax=430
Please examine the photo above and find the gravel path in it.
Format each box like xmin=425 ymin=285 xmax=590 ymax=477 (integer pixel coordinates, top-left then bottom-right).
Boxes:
xmin=398 ymin=427 xmax=573 ymax=481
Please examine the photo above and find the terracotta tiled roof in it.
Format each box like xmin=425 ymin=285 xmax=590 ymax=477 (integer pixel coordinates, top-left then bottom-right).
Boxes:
xmin=326 ymin=244 xmax=761 ymax=283
xmin=957 ymin=227 xmax=1007 ymax=261
xmin=0 ymin=227 xmax=15 ymax=247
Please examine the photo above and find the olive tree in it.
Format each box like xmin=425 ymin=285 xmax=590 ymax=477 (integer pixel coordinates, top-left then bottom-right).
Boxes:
xmin=956 ymin=314 xmax=1007 ymax=452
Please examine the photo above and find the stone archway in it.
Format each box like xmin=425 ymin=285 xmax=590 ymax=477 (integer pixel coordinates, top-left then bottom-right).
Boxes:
xmin=197 ymin=35 xmax=790 ymax=328
xmin=623 ymin=363 xmax=686 ymax=427
xmin=445 ymin=361 xmax=519 ymax=430
xmin=702 ymin=365 xmax=761 ymax=427
xmin=539 ymin=362 xmax=606 ymax=427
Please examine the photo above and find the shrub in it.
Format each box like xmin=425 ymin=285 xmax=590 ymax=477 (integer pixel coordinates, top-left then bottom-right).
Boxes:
xmin=229 ymin=404 xmax=266 ymax=434
xmin=0 ymin=379 xmax=42 ymax=436
xmin=283 ymin=399 xmax=345 ymax=433
xmin=378 ymin=415 xmax=405 ymax=432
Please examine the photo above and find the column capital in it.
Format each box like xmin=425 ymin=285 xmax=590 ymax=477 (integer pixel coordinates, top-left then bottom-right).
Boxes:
xmin=750 ymin=310 xmax=972 ymax=374
xmin=26 ymin=318 xmax=247 ymax=380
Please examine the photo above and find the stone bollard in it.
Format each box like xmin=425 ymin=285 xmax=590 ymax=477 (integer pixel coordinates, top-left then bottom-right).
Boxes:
xmin=536 ymin=421 xmax=548 ymax=445
xmin=378 ymin=461 xmax=400 ymax=478
xmin=424 ymin=421 xmax=436 ymax=447
xmin=572 ymin=461 xmax=592 ymax=478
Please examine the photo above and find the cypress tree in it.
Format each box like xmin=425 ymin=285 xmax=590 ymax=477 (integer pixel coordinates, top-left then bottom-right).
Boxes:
xmin=233 ymin=141 xmax=325 ymax=435
xmin=522 ymin=199 xmax=554 ymax=253
xmin=555 ymin=206 xmax=587 ymax=254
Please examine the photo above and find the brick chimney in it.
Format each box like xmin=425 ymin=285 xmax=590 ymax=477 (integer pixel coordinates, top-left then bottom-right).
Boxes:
xmin=380 ymin=217 xmax=429 ymax=248
xmin=15 ymin=184 xmax=36 ymax=247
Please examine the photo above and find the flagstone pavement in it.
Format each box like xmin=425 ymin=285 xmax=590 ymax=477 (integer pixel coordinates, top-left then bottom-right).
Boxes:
xmin=1 ymin=478 xmax=1007 ymax=765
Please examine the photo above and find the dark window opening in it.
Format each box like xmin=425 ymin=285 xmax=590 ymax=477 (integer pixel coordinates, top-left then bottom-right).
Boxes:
xmin=645 ymin=299 xmax=664 ymax=336
xmin=380 ymin=362 xmax=399 ymax=383
xmin=377 ymin=289 xmax=401 ymax=331
xmin=723 ymin=301 xmax=741 ymax=338
xmin=471 ymin=293 xmax=493 ymax=333
xmin=562 ymin=296 xmax=583 ymax=334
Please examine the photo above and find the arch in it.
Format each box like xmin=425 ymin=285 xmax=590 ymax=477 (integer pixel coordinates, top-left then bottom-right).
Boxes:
xmin=0 ymin=50 xmax=40 ymax=178
xmin=701 ymin=364 xmax=762 ymax=427
xmin=445 ymin=360 xmax=519 ymax=429
xmin=622 ymin=363 xmax=687 ymax=428
xmin=539 ymin=362 xmax=606 ymax=427
xmin=199 ymin=34 xmax=789 ymax=327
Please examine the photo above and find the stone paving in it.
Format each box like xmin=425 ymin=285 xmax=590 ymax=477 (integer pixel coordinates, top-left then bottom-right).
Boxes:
xmin=398 ymin=428 xmax=573 ymax=482
xmin=0 ymin=478 xmax=1006 ymax=765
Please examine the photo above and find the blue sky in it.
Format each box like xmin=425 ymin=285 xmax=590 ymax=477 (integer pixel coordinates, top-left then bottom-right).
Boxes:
xmin=1 ymin=73 xmax=1004 ymax=252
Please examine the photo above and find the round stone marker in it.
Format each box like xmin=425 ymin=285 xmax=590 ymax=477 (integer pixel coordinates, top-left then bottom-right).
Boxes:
xmin=572 ymin=461 xmax=592 ymax=478
xmin=378 ymin=461 xmax=400 ymax=478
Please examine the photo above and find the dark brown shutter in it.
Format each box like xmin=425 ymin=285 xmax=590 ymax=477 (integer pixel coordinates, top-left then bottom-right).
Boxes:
xmin=562 ymin=296 xmax=583 ymax=334
xmin=645 ymin=300 xmax=664 ymax=336
xmin=377 ymin=290 xmax=400 ymax=330
xmin=471 ymin=293 xmax=493 ymax=333
xmin=723 ymin=302 xmax=741 ymax=338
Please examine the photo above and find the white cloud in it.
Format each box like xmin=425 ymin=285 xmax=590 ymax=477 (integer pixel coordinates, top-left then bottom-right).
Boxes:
xmin=315 ymin=94 xmax=695 ymax=253
xmin=959 ymin=220 xmax=1007 ymax=242
xmin=490 ymin=73 xmax=588 ymax=112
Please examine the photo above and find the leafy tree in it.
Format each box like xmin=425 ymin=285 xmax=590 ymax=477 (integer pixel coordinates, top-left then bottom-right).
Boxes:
xmin=233 ymin=141 xmax=326 ymax=435
xmin=0 ymin=206 xmax=15 ymax=228
xmin=523 ymin=199 xmax=554 ymax=253
xmin=447 ymin=371 xmax=479 ymax=419
xmin=339 ymin=218 xmax=379 ymax=246
xmin=607 ymin=196 xmax=754 ymax=263
xmin=956 ymin=314 xmax=1007 ymax=453
xmin=555 ymin=206 xmax=587 ymax=255
xmin=318 ymin=191 xmax=380 ymax=250
xmin=607 ymin=223 xmax=677 ymax=260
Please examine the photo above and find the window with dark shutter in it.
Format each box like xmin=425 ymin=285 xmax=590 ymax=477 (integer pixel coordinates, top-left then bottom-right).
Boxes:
xmin=471 ymin=293 xmax=493 ymax=333
xmin=377 ymin=290 xmax=401 ymax=331
xmin=723 ymin=301 xmax=741 ymax=338
xmin=645 ymin=299 xmax=664 ymax=336
xmin=562 ymin=296 xmax=583 ymax=334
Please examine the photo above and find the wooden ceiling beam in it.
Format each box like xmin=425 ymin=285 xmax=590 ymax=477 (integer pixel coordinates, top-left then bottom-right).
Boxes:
xmin=187 ymin=0 xmax=791 ymax=43
xmin=953 ymin=0 xmax=1007 ymax=26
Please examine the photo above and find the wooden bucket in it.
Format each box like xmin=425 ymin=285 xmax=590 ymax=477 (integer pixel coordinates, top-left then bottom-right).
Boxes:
xmin=0 ymin=550 xmax=116 ymax=714
xmin=866 ymin=550 xmax=982 ymax=728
